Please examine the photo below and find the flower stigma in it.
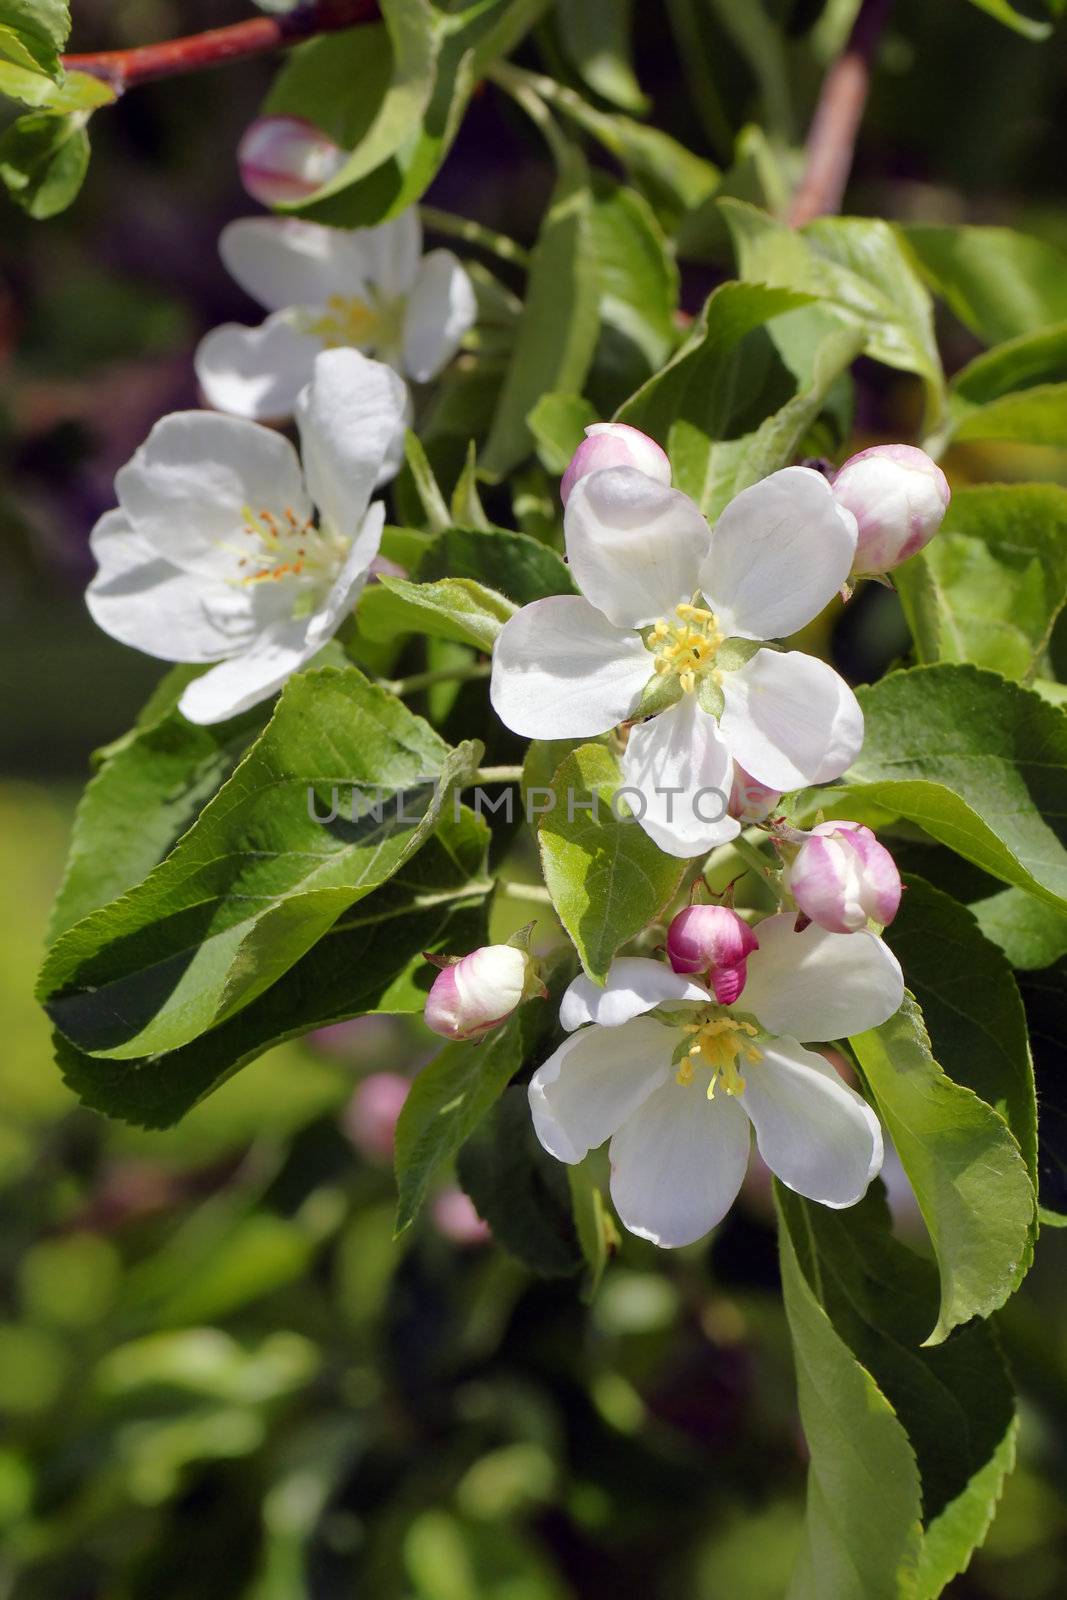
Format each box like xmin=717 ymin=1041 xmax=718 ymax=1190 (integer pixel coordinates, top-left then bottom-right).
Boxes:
xmin=647 ymin=602 xmax=724 ymax=695
xmin=676 ymin=1014 xmax=762 ymax=1097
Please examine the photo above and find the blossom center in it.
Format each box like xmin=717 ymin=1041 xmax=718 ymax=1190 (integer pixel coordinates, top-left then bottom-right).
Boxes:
xmin=647 ymin=603 xmax=724 ymax=695
xmin=676 ymin=1015 xmax=761 ymax=1097
xmin=236 ymin=503 xmax=345 ymax=592
xmin=300 ymin=291 xmax=405 ymax=357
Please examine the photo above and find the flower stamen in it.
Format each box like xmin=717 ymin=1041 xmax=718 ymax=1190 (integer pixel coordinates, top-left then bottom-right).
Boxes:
xmin=675 ymin=1016 xmax=760 ymax=1096
xmin=648 ymin=604 xmax=724 ymax=695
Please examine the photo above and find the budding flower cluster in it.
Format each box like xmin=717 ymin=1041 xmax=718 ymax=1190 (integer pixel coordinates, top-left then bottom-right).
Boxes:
xmin=666 ymin=904 xmax=759 ymax=1005
xmin=424 ymin=943 xmax=543 ymax=1042
xmin=785 ymin=821 xmax=902 ymax=934
xmin=832 ymin=444 xmax=950 ymax=578
xmin=560 ymin=423 xmax=672 ymax=506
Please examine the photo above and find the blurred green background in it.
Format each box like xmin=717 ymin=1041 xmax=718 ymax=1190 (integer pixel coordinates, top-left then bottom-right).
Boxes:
xmin=3 ymin=3 xmax=1067 ymax=1596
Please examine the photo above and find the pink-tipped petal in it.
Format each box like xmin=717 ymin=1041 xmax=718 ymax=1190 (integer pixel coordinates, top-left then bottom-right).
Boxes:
xmin=728 ymin=763 xmax=782 ymax=823
xmin=424 ymin=944 xmax=532 ymax=1041
xmin=237 ymin=116 xmax=347 ymax=207
xmin=667 ymin=904 xmax=759 ymax=1003
xmin=832 ymin=444 xmax=950 ymax=577
xmin=787 ymin=821 xmax=902 ymax=934
xmin=560 ymin=423 xmax=671 ymax=506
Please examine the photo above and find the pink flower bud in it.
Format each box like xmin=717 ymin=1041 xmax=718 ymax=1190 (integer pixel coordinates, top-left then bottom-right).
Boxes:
xmin=728 ymin=763 xmax=782 ymax=824
xmin=432 ymin=1188 xmax=492 ymax=1247
xmin=424 ymin=944 xmax=535 ymax=1042
xmin=237 ymin=115 xmax=346 ymax=207
xmin=666 ymin=905 xmax=759 ymax=1006
xmin=560 ymin=423 xmax=671 ymax=506
xmin=832 ymin=444 xmax=950 ymax=577
xmin=786 ymin=821 xmax=902 ymax=934
xmin=343 ymin=1072 xmax=410 ymax=1163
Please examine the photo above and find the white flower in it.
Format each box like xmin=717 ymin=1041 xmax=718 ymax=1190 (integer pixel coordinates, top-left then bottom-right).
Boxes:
xmin=490 ymin=464 xmax=863 ymax=857
xmin=194 ymin=208 xmax=477 ymax=420
xmin=530 ymin=917 xmax=903 ymax=1248
xmin=86 ymin=348 xmax=407 ymax=726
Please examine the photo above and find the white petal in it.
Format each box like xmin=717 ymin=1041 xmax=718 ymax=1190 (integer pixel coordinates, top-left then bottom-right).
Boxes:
xmin=194 ymin=313 xmax=319 ymax=421
xmin=740 ymin=1039 xmax=883 ymax=1208
xmin=700 ymin=466 xmax=858 ymax=640
xmin=528 ymin=1016 xmax=674 ymax=1164
xmin=620 ymin=695 xmax=740 ymax=858
xmin=564 ymin=468 xmax=710 ymax=628
xmin=609 ymin=1081 xmax=750 ymax=1247
xmin=220 ymin=218 xmax=370 ymax=312
xmin=740 ymin=913 xmax=904 ymax=1043
xmin=719 ymin=648 xmax=863 ymax=790
xmin=116 ymin=411 xmax=310 ymax=580
xmin=348 ymin=208 xmax=422 ymax=296
xmin=402 ymin=249 xmax=477 ymax=381
xmin=86 ymin=510 xmax=265 ymax=663
xmin=490 ymin=596 xmax=651 ymax=739
xmin=305 ymin=502 xmax=384 ymax=649
xmin=560 ymin=957 xmax=709 ymax=1032
xmin=178 ymin=618 xmax=317 ymax=725
xmin=295 ymin=349 xmax=408 ymax=540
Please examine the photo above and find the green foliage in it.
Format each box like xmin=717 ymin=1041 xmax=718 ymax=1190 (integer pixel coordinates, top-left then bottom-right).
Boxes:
xmin=902 ymin=224 xmax=1067 ymax=343
xmin=537 ymin=743 xmax=687 ymax=982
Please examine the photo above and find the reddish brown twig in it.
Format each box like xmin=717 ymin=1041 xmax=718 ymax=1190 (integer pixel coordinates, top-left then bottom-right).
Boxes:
xmin=788 ymin=0 xmax=894 ymax=227
xmin=62 ymin=0 xmax=379 ymax=96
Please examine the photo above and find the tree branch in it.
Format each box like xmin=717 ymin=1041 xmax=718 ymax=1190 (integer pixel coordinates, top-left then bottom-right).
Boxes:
xmin=787 ymin=0 xmax=894 ymax=227
xmin=61 ymin=0 xmax=380 ymax=96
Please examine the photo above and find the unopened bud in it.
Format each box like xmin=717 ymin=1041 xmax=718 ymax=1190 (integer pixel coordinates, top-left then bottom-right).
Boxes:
xmin=786 ymin=821 xmax=902 ymax=934
xmin=432 ymin=1188 xmax=492 ymax=1247
xmin=560 ymin=423 xmax=671 ymax=506
xmin=343 ymin=1072 xmax=410 ymax=1163
xmin=424 ymin=943 xmax=540 ymax=1042
xmin=728 ymin=763 xmax=781 ymax=823
xmin=666 ymin=904 xmax=759 ymax=1006
xmin=237 ymin=115 xmax=346 ymax=207
xmin=832 ymin=444 xmax=950 ymax=577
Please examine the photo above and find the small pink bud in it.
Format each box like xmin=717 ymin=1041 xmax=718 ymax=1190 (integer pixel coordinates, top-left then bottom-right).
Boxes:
xmin=666 ymin=904 xmax=759 ymax=1006
xmin=237 ymin=115 xmax=346 ymax=207
xmin=343 ymin=1072 xmax=410 ymax=1163
xmin=560 ymin=423 xmax=671 ymax=506
xmin=424 ymin=943 xmax=535 ymax=1042
xmin=728 ymin=763 xmax=782 ymax=824
xmin=786 ymin=821 xmax=902 ymax=934
xmin=832 ymin=444 xmax=950 ymax=577
xmin=432 ymin=1188 xmax=492 ymax=1247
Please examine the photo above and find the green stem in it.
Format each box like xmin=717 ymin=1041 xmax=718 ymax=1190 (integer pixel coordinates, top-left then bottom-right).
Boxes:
xmin=419 ymin=206 xmax=531 ymax=270
xmin=469 ymin=766 xmax=524 ymax=785
xmin=383 ymin=661 xmax=490 ymax=697
xmin=728 ymin=832 xmax=779 ymax=883
xmin=499 ymin=881 xmax=554 ymax=906
xmin=486 ymin=61 xmax=572 ymax=168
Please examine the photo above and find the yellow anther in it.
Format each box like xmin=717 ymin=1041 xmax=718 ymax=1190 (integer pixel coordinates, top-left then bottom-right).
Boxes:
xmin=675 ymin=1015 xmax=760 ymax=1099
xmin=648 ymin=604 xmax=724 ymax=694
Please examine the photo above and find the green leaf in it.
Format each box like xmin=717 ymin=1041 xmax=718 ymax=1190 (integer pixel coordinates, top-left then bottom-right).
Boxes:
xmin=0 ymin=109 xmax=89 ymax=217
xmin=951 ymin=382 xmax=1067 ymax=445
xmin=850 ymin=993 xmax=1035 ymax=1342
xmin=0 ymin=1 xmax=69 ymax=78
xmin=554 ymin=0 xmax=647 ymax=112
xmin=361 ymin=573 xmax=515 ymax=651
xmin=394 ymin=992 xmax=551 ymax=1233
xmin=972 ymin=885 xmax=1067 ymax=969
xmin=404 ymin=430 xmax=452 ymax=534
xmin=951 ymin=320 xmax=1067 ymax=403
xmin=885 ymin=875 xmax=1037 ymax=1184
xmin=450 ymin=442 xmax=493 ymax=531
xmin=902 ymin=224 xmax=1067 ymax=343
xmin=615 ymin=278 xmax=816 ymax=513
xmin=456 ymin=1087 xmax=581 ymax=1276
xmin=417 ymin=523 xmax=575 ymax=603
xmin=55 ymin=808 xmax=492 ymax=1128
xmin=40 ymin=667 xmax=482 ymax=1060
xmin=537 ymin=743 xmax=687 ymax=982
xmin=724 ymin=202 xmax=945 ymax=416
xmin=776 ymin=1192 xmax=923 ymax=1600
xmin=48 ymin=686 xmax=264 ymax=941
xmin=778 ymin=1184 xmax=1018 ymax=1599
xmin=1015 ymin=956 xmax=1067 ymax=1220
xmin=481 ymin=134 xmax=599 ymax=480
xmin=908 ymin=484 xmax=1067 ymax=681
xmin=566 ymin=1156 xmax=617 ymax=1301
xmin=590 ymin=177 xmax=679 ymax=386
xmin=527 ymin=391 xmax=599 ymax=473
xmin=963 ymin=0 xmax=1052 ymax=38
xmin=846 ymin=664 xmax=1067 ymax=911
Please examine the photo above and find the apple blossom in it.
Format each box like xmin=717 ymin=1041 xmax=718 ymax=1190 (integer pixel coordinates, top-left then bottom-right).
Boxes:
xmin=832 ymin=444 xmax=950 ymax=577
xmin=490 ymin=464 xmax=863 ymax=857
xmin=785 ymin=821 xmax=902 ymax=934
xmin=237 ymin=115 xmax=347 ymax=207
xmin=530 ymin=916 xmax=903 ymax=1248
xmin=424 ymin=943 xmax=544 ymax=1042
xmin=195 ymin=208 xmax=476 ymax=420
xmin=728 ymin=763 xmax=782 ymax=822
xmin=560 ymin=423 xmax=672 ymax=506
xmin=666 ymin=904 xmax=759 ymax=1005
xmin=86 ymin=347 xmax=406 ymax=725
